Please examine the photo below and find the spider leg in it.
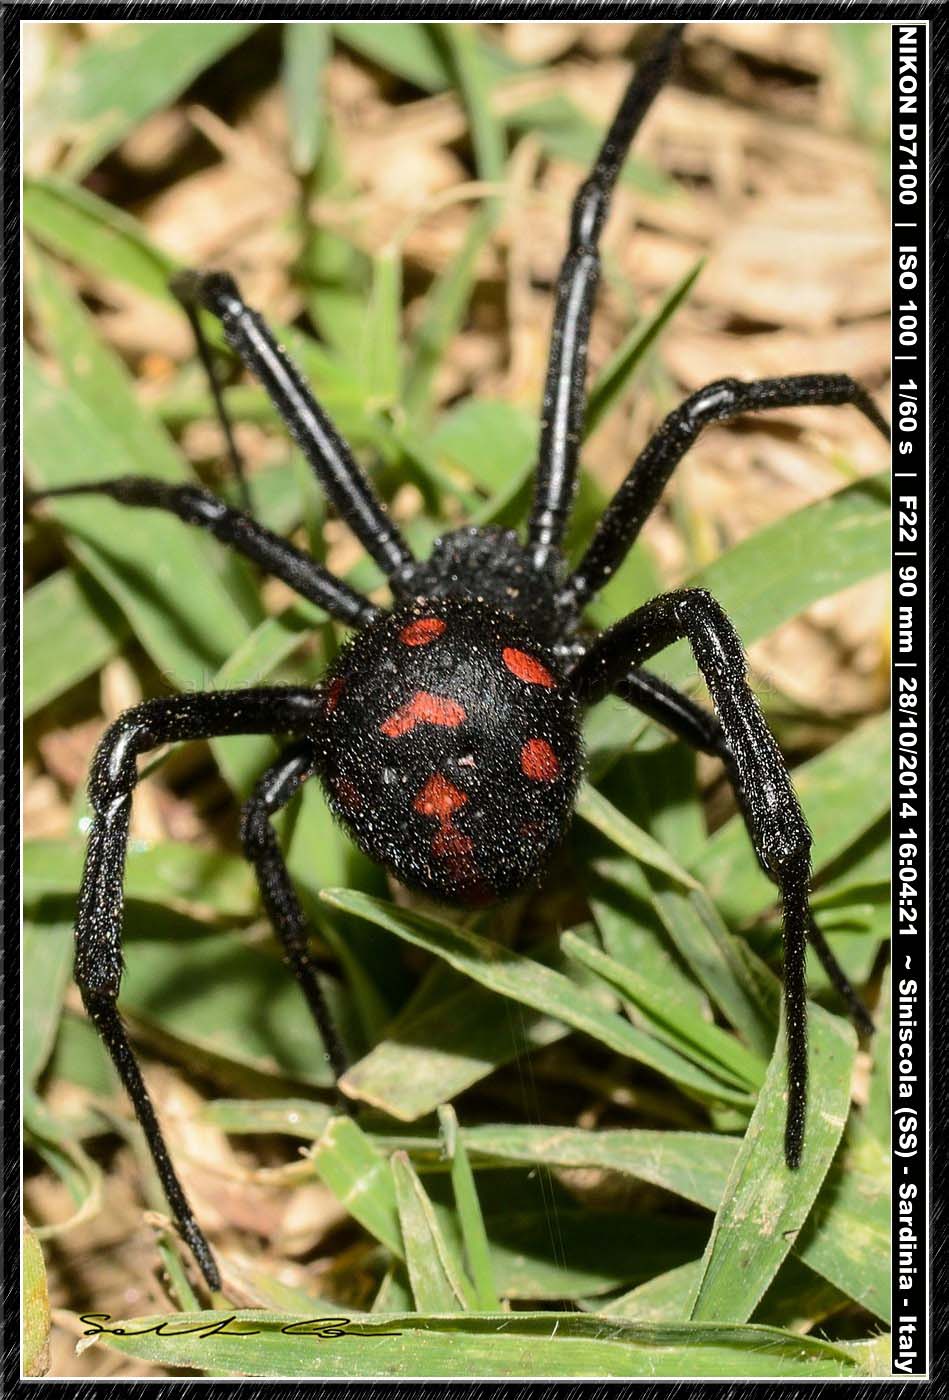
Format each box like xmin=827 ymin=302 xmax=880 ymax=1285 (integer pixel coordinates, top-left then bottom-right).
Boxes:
xmin=561 ymin=373 xmax=891 ymax=613
xmin=170 ymin=272 xmax=250 ymax=512
xmin=26 ymin=477 xmax=378 ymax=628
xmin=613 ymin=664 xmax=726 ymax=758
xmin=527 ymin=24 xmax=685 ymax=571
xmin=174 ymin=270 xmax=416 ymax=589
xmin=75 ymin=685 xmax=324 ymax=1291
xmin=571 ymin=588 xmax=815 ymax=1168
xmin=614 ymin=665 xmax=874 ymax=1037
xmin=803 ymin=914 xmax=875 ymax=1038
xmin=240 ymin=739 xmax=350 ymax=1101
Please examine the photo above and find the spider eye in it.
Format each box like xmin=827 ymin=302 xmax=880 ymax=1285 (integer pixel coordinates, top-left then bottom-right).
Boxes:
xmin=319 ymin=600 xmax=582 ymax=904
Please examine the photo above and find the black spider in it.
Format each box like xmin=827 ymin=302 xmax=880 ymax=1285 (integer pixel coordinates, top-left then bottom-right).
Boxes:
xmin=28 ymin=25 xmax=888 ymax=1295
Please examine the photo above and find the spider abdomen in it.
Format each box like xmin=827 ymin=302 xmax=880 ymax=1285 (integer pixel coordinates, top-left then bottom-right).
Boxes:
xmin=317 ymin=597 xmax=582 ymax=904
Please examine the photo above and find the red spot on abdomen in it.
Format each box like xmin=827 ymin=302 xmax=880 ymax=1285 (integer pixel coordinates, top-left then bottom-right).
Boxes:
xmin=324 ymin=677 xmax=345 ymax=714
xmin=503 ymin=648 xmax=555 ymax=688
xmin=413 ymin=773 xmax=467 ymax=820
xmin=380 ymin=692 xmax=466 ymax=738
xmin=400 ymin=617 xmax=446 ymax=646
xmin=521 ymin=738 xmax=560 ymax=782
xmin=432 ymin=826 xmax=475 ymax=860
xmin=413 ymin=774 xmax=488 ymax=900
xmin=332 ymin=777 xmax=362 ymax=810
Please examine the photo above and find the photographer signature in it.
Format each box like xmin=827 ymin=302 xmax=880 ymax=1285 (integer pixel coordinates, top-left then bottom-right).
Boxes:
xmin=81 ymin=1314 xmax=402 ymax=1340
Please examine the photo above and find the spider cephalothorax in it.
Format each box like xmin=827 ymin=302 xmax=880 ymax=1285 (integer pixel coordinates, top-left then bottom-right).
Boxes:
xmin=28 ymin=23 xmax=888 ymax=1295
xmin=319 ymin=594 xmax=582 ymax=904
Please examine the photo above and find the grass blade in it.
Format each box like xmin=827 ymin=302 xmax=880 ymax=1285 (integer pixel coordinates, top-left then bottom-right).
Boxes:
xmin=23 ymin=913 xmax=74 ymax=1091
xmin=27 ymin=23 xmax=256 ymax=178
xmin=652 ymin=889 xmax=777 ymax=1059
xmin=199 ymin=1104 xmax=888 ymax=1318
xmin=653 ymin=473 xmax=890 ymax=692
xmin=392 ymin=1151 xmax=476 ymax=1311
xmin=24 ymin=248 xmax=255 ymax=686
xmin=584 ymin=471 xmax=890 ymax=771
xmin=584 ymin=258 xmax=706 ymax=439
xmin=332 ymin=23 xmax=521 ymax=94
xmin=25 ymin=1097 xmax=104 ymax=1241
xmin=604 ymin=1259 xmax=705 ymax=1322
xmin=324 ymin=889 xmax=753 ymax=1111
xmin=457 ymin=1124 xmax=737 ymax=1207
xmin=25 ymin=350 xmax=246 ymax=686
xmin=590 ymin=866 xmax=710 ymax=1022
xmin=794 ymin=1123 xmax=890 ymax=1322
xmin=363 ymin=248 xmax=403 ymax=408
xmin=24 ymin=176 xmax=177 ymax=300
xmin=333 ymin=22 xmax=453 ymax=91
xmin=404 ymin=24 xmax=506 ymax=416
xmin=372 ymin=1264 xmax=414 ymax=1314
xmin=458 ymin=1120 xmax=885 ymax=1316
xmin=204 ymin=1099 xmax=332 ymax=1140
xmin=76 ymin=1310 xmax=865 ymax=1378
xmin=282 ymin=24 xmax=331 ymax=175
xmin=24 ymin=570 xmax=128 ymax=717
xmin=688 ymin=1004 xmax=857 ymax=1324
xmin=118 ymin=922 xmax=344 ymax=1089
xmin=338 ymin=957 xmax=571 ymax=1119
xmin=24 ymin=839 xmax=256 ymax=919
xmin=562 ymin=931 xmax=767 ymax=1090
xmin=575 ymin=782 xmax=700 ymax=889
xmin=22 ymin=1223 xmax=52 ymax=1377
xmin=308 ymin=1115 xmax=402 ymax=1257
xmin=26 ymin=247 xmax=194 ymax=481
xmin=448 ymin=24 xmax=507 ymax=184
xmin=508 ymin=94 xmax=677 ymax=198
xmin=428 ymin=399 xmax=537 ymax=496
xmin=694 ymin=713 xmax=891 ymax=922
xmin=437 ymin=1105 xmax=500 ymax=1311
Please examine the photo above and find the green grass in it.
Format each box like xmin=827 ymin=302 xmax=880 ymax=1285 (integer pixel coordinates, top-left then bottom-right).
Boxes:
xmin=23 ymin=20 xmax=891 ymax=1381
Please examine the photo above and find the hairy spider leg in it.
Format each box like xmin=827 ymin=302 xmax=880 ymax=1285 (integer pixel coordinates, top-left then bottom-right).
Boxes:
xmin=608 ymin=663 xmax=874 ymax=1037
xmin=570 ymin=589 xmax=816 ymax=1169
xmin=25 ymin=478 xmax=378 ymax=629
xmin=803 ymin=916 xmax=876 ymax=1037
xmin=240 ymin=740 xmax=351 ymax=1095
xmin=180 ymin=270 xmax=417 ymax=589
xmin=170 ymin=270 xmax=250 ymax=512
xmin=527 ymin=23 xmax=685 ymax=572
xmin=560 ymin=373 xmax=891 ymax=615
xmin=74 ymin=687 xmax=326 ymax=1292
xmin=612 ymin=664 xmax=727 ymax=757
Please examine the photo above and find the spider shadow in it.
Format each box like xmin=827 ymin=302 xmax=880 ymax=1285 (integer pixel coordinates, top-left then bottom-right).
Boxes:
xmin=115 ymin=899 xmax=344 ymax=1094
